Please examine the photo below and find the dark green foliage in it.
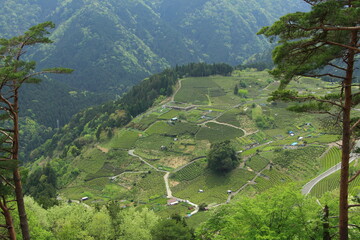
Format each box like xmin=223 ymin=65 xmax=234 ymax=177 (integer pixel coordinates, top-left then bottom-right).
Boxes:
xmin=255 ymin=115 xmax=275 ymax=129
xmin=152 ymin=214 xmax=195 ymax=240
xmin=197 ymin=185 xmax=324 ymax=239
xmin=207 ymin=140 xmax=239 ymax=173
xmin=24 ymin=164 xmax=58 ymax=209
xmin=233 ymin=84 xmax=238 ymax=95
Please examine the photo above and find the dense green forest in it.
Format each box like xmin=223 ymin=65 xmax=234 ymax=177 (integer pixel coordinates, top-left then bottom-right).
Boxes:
xmin=0 ymin=0 xmax=309 ymax=163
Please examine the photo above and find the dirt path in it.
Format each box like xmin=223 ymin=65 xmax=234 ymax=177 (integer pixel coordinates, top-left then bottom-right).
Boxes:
xmin=97 ymin=145 xmax=109 ymax=153
xmin=171 ymin=79 xmax=182 ymax=102
xmin=164 ymin=172 xmax=173 ymax=198
xmin=225 ymin=164 xmax=271 ymax=203
xmin=128 ymin=149 xmax=199 ymax=216
xmin=128 ymin=150 xmax=167 ymax=172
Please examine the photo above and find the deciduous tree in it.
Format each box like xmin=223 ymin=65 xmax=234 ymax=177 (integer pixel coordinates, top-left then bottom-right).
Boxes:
xmin=207 ymin=140 xmax=239 ymax=173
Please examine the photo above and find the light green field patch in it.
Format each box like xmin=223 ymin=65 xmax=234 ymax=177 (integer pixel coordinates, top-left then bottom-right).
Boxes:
xmin=251 ymin=105 xmax=263 ymax=119
xmin=196 ymin=122 xmax=244 ymax=142
xmin=320 ymin=147 xmax=341 ymax=172
xmin=253 ymin=169 xmax=293 ymax=192
xmin=134 ymin=171 xmax=166 ymax=201
xmin=174 ymin=77 xmax=225 ymax=104
xmin=145 ymin=121 xmax=199 ymax=136
xmin=102 ymin=129 xmax=140 ymax=149
xmin=172 ymin=168 xmax=256 ymax=205
xmin=217 ymin=108 xmax=243 ymax=127
xmin=157 ymin=109 xmax=182 ymax=120
xmin=310 ymin=161 xmax=360 ymax=197
xmin=171 ymin=159 xmax=207 ymax=181
xmin=73 ymin=148 xmax=106 ymax=174
xmin=246 ymin=155 xmax=269 ymax=172
xmin=131 ymin=113 xmax=159 ymax=131
xmin=135 ymin=134 xmax=174 ymax=151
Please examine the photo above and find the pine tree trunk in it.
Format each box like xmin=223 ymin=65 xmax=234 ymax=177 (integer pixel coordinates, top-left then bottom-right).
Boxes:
xmin=12 ymin=89 xmax=30 ymax=240
xmin=0 ymin=197 xmax=16 ymax=240
xmin=338 ymin=30 xmax=357 ymax=240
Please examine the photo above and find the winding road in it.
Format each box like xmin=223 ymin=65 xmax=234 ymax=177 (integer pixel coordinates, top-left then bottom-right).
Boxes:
xmin=301 ymin=141 xmax=360 ymax=195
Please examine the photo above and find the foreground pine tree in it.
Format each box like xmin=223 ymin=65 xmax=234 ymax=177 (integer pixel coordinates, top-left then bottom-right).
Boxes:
xmin=0 ymin=22 xmax=72 ymax=240
xmin=259 ymin=1 xmax=360 ymax=239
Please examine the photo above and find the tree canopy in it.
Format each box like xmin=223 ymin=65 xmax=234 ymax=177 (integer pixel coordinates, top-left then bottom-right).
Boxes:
xmin=207 ymin=140 xmax=239 ymax=173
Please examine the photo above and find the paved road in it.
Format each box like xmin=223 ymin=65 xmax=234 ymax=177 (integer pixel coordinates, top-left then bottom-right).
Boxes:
xmin=302 ymin=152 xmax=360 ymax=195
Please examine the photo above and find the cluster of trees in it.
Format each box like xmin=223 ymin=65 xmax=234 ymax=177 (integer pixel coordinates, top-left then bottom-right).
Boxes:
xmin=24 ymin=164 xmax=58 ymax=209
xmin=207 ymin=141 xmax=239 ymax=173
xmin=9 ymin=185 xmax=360 ymax=239
xmin=198 ymin=185 xmax=360 ymax=239
xmin=18 ymin=198 xmax=195 ymax=240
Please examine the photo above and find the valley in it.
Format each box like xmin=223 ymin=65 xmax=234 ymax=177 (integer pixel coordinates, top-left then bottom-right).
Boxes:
xmin=43 ymin=70 xmax=359 ymax=219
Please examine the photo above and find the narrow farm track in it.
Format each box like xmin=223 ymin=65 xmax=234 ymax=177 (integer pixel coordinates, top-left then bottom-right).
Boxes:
xmin=171 ymin=79 xmax=182 ymax=102
xmin=128 ymin=150 xmax=200 ymax=216
xmin=225 ymin=164 xmax=271 ymax=204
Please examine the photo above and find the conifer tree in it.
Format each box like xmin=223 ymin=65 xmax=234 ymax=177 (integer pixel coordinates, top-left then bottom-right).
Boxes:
xmin=259 ymin=1 xmax=359 ymax=239
xmin=0 ymin=22 xmax=73 ymax=240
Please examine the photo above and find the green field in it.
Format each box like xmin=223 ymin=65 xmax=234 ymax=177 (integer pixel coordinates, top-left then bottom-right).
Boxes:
xmin=171 ymin=159 xmax=207 ymax=181
xmin=196 ymin=122 xmax=244 ymax=142
xmin=310 ymin=162 xmax=360 ymax=197
xmin=246 ymin=155 xmax=269 ymax=172
xmin=174 ymin=77 xmax=225 ymax=104
xmin=102 ymin=129 xmax=140 ymax=149
xmin=320 ymin=147 xmax=341 ymax=171
xmin=217 ymin=108 xmax=242 ymax=127
xmin=172 ymin=168 xmax=256 ymax=204
xmin=145 ymin=121 xmax=199 ymax=136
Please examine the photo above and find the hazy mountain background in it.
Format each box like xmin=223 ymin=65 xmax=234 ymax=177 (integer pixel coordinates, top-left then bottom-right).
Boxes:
xmin=0 ymin=0 xmax=309 ymax=159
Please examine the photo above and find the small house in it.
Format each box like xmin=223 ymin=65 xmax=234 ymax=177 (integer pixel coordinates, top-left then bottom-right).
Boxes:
xmin=171 ymin=117 xmax=179 ymax=122
xmin=227 ymin=190 xmax=232 ymax=194
xmin=81 ymin=197 xmax=89 ymax=201
xmin=198 ymin=189 xmax=204 ymax=193
xmin=167 ymin=198 xmax=179 ymax=206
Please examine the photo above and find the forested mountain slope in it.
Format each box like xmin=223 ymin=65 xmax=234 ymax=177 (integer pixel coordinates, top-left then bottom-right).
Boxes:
xmin=0 ymin=0 xmax=308 ymax=160
xmin=2 ymin=0 xmax=308 ymax=94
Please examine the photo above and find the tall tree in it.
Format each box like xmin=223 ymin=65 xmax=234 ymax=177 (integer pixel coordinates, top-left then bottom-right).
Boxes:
xmin=0 ymin=22 xmax=72 ymax=239
xmin=258 ymin=1 xmax=360 ymax=239
xmin=207 ymin=140 xmax=239 ymax=173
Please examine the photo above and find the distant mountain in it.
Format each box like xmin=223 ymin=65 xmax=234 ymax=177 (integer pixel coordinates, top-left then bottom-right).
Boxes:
xmin=1 ymin=0 xmax=309 ymax=94
xmin=1 ymin=0 xmax=309 ymax=160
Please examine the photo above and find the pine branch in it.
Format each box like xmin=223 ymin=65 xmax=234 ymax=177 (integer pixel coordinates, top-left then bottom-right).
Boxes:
xmin=348 ymin=170 xmax=360 ymax=183
xmin=348 ymin=204 xmax=360 ymax=209
xmin=323 ymin=40 xmax=360 ymax=53
xmin=328 ymin=63 xmax=347 ymax=72
xmin=0 ymin=175 xmax=15 ymax=189
xmin=303 ymin=73 xmax=346 ymax=80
